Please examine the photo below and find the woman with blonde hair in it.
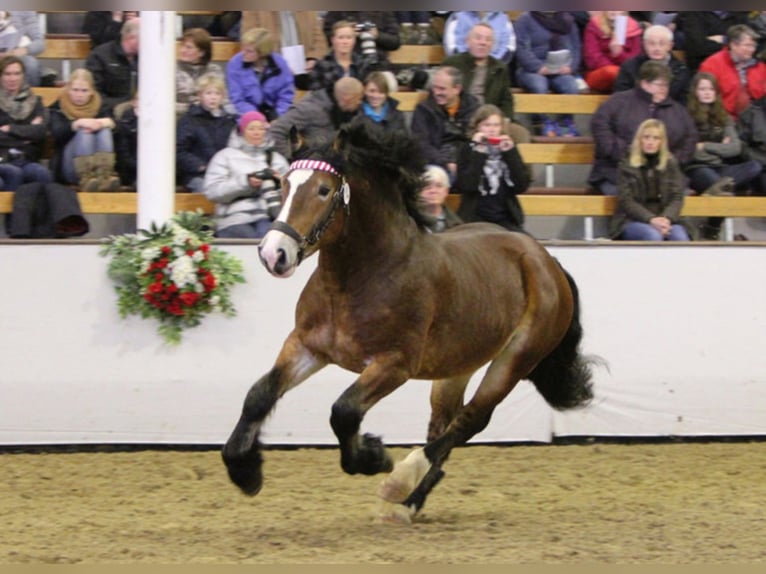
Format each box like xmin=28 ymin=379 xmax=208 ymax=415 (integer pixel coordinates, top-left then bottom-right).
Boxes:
xmin=610 ymin=118 xmax=691 ymax=241
xmin=48 ymin=67 xmax=120 ymax=191
xmin=225 ymin=27 xmax=294 ymax=120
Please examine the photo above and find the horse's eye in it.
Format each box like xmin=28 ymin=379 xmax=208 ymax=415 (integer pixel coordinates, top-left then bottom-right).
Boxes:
xmin=317 ymin=184 xmax=332 ymax=198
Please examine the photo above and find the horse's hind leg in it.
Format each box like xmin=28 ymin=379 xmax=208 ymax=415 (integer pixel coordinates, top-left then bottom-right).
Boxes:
xmin=222 ymin=333 xmax=325 ymax=495
xmin=377 ymin=374 xmax=472 ymax=505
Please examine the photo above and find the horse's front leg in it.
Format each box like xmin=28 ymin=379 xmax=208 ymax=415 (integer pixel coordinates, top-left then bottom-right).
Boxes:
xmin=329 ymin=353 xmax=411 ymax=476
xmin=222 ymin=333 xmax=325 ymax=495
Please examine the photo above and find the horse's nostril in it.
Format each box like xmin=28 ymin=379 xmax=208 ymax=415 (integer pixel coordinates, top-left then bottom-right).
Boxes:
xmin=276 ymin=248 xmax=287 ymax=266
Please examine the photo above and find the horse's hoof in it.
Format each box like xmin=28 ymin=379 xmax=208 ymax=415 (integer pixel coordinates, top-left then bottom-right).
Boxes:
xmin=221 ymin=447 xmax=263 ymax=495
xmin=377 ymin=474 xmax=410 ymax=503
xmin=378 ymin=500 xmax=415 ymax=525
xmin=377 ymin=447 xmax=430 ymax=503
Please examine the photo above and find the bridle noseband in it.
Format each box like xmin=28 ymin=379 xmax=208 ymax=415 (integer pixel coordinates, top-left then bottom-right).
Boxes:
xmin=269 ymin=159 xmax=350 ymax=263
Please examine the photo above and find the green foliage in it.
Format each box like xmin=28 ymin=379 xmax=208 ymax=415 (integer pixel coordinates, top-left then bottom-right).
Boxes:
xmin=100 ymin=210 xmax=246 ymax=345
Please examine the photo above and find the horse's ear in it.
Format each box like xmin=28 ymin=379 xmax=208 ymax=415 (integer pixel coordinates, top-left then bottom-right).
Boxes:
xmin=289 ymin=125 xmax=304 ymax=156
xmin=333 ymin=125 xmax=350 ymax=153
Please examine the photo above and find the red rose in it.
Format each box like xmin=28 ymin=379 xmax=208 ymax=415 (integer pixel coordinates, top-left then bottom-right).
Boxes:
xmin=179 ymin=292 xmax=200 ymax=306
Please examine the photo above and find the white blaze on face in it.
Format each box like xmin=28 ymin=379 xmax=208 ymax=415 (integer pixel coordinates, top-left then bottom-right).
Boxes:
xmin=258 ymin=168 xmax=316 ymax=276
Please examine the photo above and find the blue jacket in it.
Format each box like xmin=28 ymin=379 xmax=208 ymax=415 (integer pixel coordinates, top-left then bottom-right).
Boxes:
xmin=443 ymin=11 xmax=516 ymax=64
xmin=513 ymin=12 xmax=581 ymax=74
xmin=176 ymin=103 xmax=238 ymax=186
xmin=225 ymin=51 xmax=295 ymax=120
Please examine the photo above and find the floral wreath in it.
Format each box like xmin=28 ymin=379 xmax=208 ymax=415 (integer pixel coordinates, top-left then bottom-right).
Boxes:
xmin=100 ymin=211 xmax=246 ymax=345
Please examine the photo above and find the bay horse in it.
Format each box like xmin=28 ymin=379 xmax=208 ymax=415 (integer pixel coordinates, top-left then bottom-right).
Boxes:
xmin=222 ymin=120 xmax=595 ymax=523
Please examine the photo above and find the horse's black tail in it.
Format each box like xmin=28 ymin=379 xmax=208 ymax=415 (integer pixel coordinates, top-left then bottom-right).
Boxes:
xmin=527 ymin=264 xmax=595 ymax=410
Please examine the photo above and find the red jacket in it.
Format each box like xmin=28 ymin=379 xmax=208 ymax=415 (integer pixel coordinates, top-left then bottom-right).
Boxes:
xmin=699 ymin=48 xmax=766 ymax=119
xmin=583 ymin=15 xmax=643 ymax=72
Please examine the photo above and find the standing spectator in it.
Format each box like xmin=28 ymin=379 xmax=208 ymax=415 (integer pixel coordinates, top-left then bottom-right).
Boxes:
xmin=360 ymin=71 xmax=407 ymax=134
xmin=226 ymin=27 xmax=294 ymax=121
xmin=48 ymin=68 xmax=120 ymax=192
xmin=308 ymin=20 xmax=373 ymax=93
xmin=410 ymin=66 xmax=479 ymax=182
xmin=81 ymin=11 xmax=138 ymax=48
xmin=175 ymin=27 xmax=231 ymax=117
xmin=609 ymin=118 xmax=691 ymax=241
xmin=0 ymin=56 xmax=50 ymax=191
xmin=114 ymin=92 xmax=138 ymax=187
xmin=176 ymin=74 xmax=238 ymax=193
xmin=395 ymin=12 xmax=436 ymax=45
xmin=442 ymin=22 xmax=531 ymax=148
xmin=513 ymin=11 xmax=582 ymax=137
xmin=454 ymin=104 xmax=529 ymax=233
xmin=204 ymin=111 xmax=289 ymax=239
xmin=0 ymin=11 xmax=45 ymax=87
xmin=680 ymin=11 xmax=749 ymax=72
xmin=699 ymin=24 xmax=766 ymax=120
xmin=582 ymin=11 xmax=643 ymax=93
xmin=589 ymin=60 xmax=698 ymax=196
xmin=85 ymin=17 xmax=140 ymax=115
xmin=419 ymin=164 xmax=462 ymax=233
xmin=613 ymin=24 xmax=691 ymax=104
xmin=686 ymin=72 xmax=762 ymax=239
xmin=747 ymin=11 xmax=766 ymax=60
xmin=269 ymin=77 xmax=364 ymax=160
xmin=322 ymin=12 xmax=401 ymax=74
xmin=443 ymin=11 xmax=516 ymax=66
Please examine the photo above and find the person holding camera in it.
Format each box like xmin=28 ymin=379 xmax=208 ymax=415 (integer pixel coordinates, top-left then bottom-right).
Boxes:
xmin=322 ymin=12 xmax=401 ymax=74
xmin=453 ymin=104 xmax=530 ymax=233
xmin=203 ymin=110 xmax=289 ymax=239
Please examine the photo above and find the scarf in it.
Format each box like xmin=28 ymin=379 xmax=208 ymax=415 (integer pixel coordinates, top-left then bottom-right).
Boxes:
xmin=362 ymin=101 xmax=389 ymax=123
xmin=0 ymin=85 xmax=37 ymax=120
xmin=58 ymin=89 xmax=102 ymax=120
xmin=531 ymin=12 xmax=574 ymax=51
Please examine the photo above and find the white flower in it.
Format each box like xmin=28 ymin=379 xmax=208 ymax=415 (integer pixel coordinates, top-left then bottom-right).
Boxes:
xmin=169 ymin=222 xmax=195 ymax=246
xmin=192 ymin=250 xmax=205 ymax=263
xmin=168 ymin=254 xmax=197 ymax=288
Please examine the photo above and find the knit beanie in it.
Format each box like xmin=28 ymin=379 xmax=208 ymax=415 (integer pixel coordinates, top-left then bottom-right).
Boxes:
xmin=239 ymin=110 xmax=267 ymax=132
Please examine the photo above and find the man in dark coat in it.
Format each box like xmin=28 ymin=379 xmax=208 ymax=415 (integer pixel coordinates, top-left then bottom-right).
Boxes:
xmin=410 ymin=66 xmax=479 ymax=181
xmin=588 ymin=60 xmax=698 ymax=196
xmin=85 ymin=17 xmax=139 ymax=115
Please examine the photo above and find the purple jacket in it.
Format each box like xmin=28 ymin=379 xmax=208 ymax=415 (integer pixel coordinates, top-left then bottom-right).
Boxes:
xmin=225 ymin=51 xmax=295 ymax=119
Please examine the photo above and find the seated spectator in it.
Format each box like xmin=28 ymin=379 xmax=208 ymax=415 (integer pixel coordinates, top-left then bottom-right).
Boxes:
xmin=308 ymin=20 xmax=374 ymax=93
xmin=609 ymin=118 xmax=691 ymax=241
xmin=680 ymin=11 xmax=749 ymax=72
xmin=226 ymin=27 xmax=294 ymax=121
xmin=176 ymin=75 xmax=238 ymax=194
xmin=0 ymin=56 xmax=51 ymax=191
xmin=747 ymin=11 xmax=766 ymax=60
xmin=270 ymin=77 xmax=364 ymax=160
xmin=419 ymin=164 xmax=462 ymax=232
xmin=613 ymin=24 xmax=691 ymax=103
xmin=686 ymin=72 xmax=762 ymax=239
xmin=396 ymin=11 xmax=437 ymax=45
xmin=48 ymin=68 xmax=120 ymax=192
xmin=81 ymin=11 xmax=138 ymax=49
xmin=583 ymin=11 xmax=643 ymax=93
xmin=513 ymin=11 xmax=582 ymax=137
xmin=114 ymin=92 xmax=138 ymax=187
xmin=454 ymin=104 xmax=529 ymax=233
xmin=322 ymin=12 xmax=401 ymax=74
xmin=360 ymin=71 xmax=407 ymax=134
xmin=0 ymin=11 xmax=45 ymax=87
xmin=737 ymin=95 xmax=766 ymax=196
xmin=589 ymin=60 xmax=698 ymax=196
xmin=699 ymin=24 xmax=766 ymax=120
xmin=410 ymin=66 xmax=479 ymax=182
xmin=86 ymin=17 xmax=140 ymax=116
xmin=203 ymin=111 xmax=289 ymax=239
xmin=443 ymin=11 xmax=516 ymax=65
xmin=176 ymin=27 xmax=231 ymax=118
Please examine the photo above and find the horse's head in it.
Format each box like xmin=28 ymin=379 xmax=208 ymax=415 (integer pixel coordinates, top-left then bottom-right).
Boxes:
xmin=258 ymin=158 xmax=349 ymax=277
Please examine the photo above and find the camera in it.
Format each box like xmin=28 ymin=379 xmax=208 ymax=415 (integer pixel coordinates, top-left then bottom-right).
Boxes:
xmin=250 ymin=169 xmax=279 ymax=183
xmin=355 ymin=21 xmax=378 ymax=62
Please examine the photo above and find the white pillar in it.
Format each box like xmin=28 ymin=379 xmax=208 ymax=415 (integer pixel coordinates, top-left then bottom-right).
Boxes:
xmin=137 ymin=11 xmax=176 ymax=230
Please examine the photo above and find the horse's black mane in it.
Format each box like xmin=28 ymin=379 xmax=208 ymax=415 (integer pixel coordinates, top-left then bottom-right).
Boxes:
xmin=295 ymin=119 xmax=431 ymax=229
